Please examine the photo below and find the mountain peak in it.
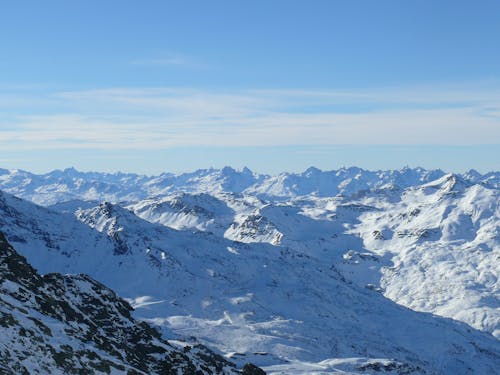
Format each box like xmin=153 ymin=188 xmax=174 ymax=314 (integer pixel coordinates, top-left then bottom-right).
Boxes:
xmin=241 ymin=166 xmax=253 ymax=175
xmin=221 ymin=166 xmax=237 ymax=175
xmin=304 ymin=166 xmax=322 ymax=176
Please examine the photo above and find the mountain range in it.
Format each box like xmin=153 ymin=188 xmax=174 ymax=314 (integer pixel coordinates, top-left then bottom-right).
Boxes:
xmin=0 ymin=166 xmax=498 ymax=374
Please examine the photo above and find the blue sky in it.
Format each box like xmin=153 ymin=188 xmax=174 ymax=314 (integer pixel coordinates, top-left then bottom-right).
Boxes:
xmin=0 ymin=0 xmax=499 ymax=174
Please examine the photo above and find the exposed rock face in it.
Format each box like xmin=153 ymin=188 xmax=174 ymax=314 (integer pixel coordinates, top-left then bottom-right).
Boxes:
xmin=0 ymin=232 xmax=249 ymax=374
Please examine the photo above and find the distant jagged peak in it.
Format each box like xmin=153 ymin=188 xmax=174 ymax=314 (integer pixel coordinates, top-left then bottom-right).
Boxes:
xmin=463 ymin=168 xmax=482 ymax=180
xmin=62 ymin=166 xmax=79 ymax=175
xmin=221 ymin=166 xmax=237 ymax=175
xmin=0 ymin=166 xmax=497 ymax=206
xmin=303 ymin=166 xmax=322 ymax=176
xmin=339 ymin=165 xmax=365 ymax=174
xmin=420 ymin=172 xmax=471 ymax=193
xmin=8 ymin=168 xmax=32 ymax=175
xmin=218 ymin=166 xmax=262 ymax=179
xmin=1 ymin=165 xmax=497 ymax=183
xmin=241 ymin=166 xmax=253 ymax=175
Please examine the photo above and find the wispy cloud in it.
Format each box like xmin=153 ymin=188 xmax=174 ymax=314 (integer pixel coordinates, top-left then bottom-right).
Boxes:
xmin=130 ymin=53 xmax=207 ymax=69
xmin=0 ymin=83 xmax=499 ymax=151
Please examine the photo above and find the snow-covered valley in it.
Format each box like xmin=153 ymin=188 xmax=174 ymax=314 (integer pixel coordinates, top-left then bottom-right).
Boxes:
xmin=0 ymin=166 xmax=499 ymax=374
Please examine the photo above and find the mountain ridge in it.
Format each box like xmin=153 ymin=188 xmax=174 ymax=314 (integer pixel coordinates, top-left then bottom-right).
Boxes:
xmin=1 ymin=166 xmax=498 ymax=206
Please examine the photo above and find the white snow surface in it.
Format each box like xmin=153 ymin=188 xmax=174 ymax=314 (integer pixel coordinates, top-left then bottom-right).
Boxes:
xmin=0 ymin=166 xmax=499 ymax=374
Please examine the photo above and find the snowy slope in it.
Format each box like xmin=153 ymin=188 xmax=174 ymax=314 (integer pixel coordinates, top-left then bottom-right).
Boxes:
xmin=128 ymin=193 xmax=236 ymax=235
xmin=0 ymin=232 xmax=244 ymax=374
xmin=0 ymin=189 xmax=499 ymax=374
xmin=348 ymin=174 xmax=500 ymax=338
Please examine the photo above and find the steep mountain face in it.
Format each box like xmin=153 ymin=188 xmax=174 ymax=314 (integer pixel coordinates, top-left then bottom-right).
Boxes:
xmin=341 ymin=174 xmax=500 ymax=338
xmin=0 ymin=232 xmax=244 ymax=375
xmin=1 ymin=186 xmax=499 ymax=374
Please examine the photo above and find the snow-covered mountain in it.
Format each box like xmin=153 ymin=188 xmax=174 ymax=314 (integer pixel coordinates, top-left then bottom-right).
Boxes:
xmin=0 ymin=166 xmax=499 ymax=374
xmin=0 ymin=232 xmax=250 ymax=374
xmin=124 ymin=172 xmax=499 ymax=340
xmin=347 ymin=174 xmax=500 ymax=338
xmin=1 ymin=166 xmax=498 ymax=205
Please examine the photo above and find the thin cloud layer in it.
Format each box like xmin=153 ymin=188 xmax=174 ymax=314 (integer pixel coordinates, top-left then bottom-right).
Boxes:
xmin=1 ymin=84 xmax=499 ymax=151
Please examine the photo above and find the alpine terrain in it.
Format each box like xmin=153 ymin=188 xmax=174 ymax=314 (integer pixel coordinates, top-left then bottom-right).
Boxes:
xmin=0 ymin=232 xmax=258 ymax=374
xmin=0 ymin=166 xmax=499 ymax=374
